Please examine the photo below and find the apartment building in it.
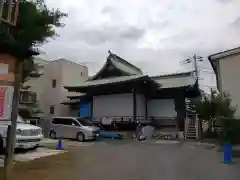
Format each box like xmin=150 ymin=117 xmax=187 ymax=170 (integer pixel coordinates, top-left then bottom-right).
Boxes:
xmin=41 ymin=59 xmax=88 ymax=134
xmin=20 ymin=58 xmax=88 ymax=134
xmin=42 ymin=59 xmax=88 ymax=118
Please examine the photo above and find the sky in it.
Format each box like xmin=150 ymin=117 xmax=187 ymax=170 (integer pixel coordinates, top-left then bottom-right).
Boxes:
xmin=42 ymin=0 xmax=240 ymax=91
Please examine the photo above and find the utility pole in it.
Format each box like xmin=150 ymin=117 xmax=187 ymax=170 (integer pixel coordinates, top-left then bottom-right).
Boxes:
xmin=181 ymin=54 xmax=203 ymax=79
xmin=0 ymin=1 xmax=21 ymax=180
xmin=4 ymin=61 xmax=22 ymax=180
xmin=193 ymin=54 xmax=199 ymax=79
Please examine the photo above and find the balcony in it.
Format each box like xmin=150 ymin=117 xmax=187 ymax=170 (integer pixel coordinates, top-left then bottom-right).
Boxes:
xmin=19 ymin=91 xmax=37 ymax=104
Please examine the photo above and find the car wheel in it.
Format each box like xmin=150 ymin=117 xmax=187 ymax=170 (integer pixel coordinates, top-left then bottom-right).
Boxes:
xmin=32 ymin=145 xmax=39 ymax=150
xmin=76 ymin=132 xmax=85 ymax=142
xmin=49 ymin=131 xmax=57 ymax=139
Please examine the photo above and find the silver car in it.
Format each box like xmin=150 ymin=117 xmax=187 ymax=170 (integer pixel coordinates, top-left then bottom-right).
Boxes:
xmin=49 ymin=117 xmax=100 ymax=141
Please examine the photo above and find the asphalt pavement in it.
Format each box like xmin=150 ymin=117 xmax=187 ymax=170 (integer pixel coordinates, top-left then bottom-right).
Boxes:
xmin=1 ymin=139 xmax=240 ymax=180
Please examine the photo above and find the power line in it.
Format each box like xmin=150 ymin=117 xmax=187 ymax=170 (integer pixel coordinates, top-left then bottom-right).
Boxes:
xmin=181 ymin=54 xmax=203 ymax=79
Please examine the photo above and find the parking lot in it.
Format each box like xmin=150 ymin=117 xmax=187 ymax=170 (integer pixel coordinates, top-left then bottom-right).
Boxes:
xmin=0 ymin=139 xmax=240 ymax=180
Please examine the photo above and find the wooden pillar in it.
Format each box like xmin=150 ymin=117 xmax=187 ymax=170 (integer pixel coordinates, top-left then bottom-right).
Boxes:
xmin=132 ymin=89 xmax=136 ymax=122
xmin=145 ymin=95 xmax=148 ymax=120
xmin=174 ymin=91 xmax=186 ymax=131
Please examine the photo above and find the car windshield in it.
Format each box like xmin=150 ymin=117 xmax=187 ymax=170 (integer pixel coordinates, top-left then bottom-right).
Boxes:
xmin=76 ymin=118 xmax=93 ymax=126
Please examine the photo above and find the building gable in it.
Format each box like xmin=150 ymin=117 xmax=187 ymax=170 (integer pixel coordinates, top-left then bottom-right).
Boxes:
xmin=89 ymin=51 xmax=142 ymax=81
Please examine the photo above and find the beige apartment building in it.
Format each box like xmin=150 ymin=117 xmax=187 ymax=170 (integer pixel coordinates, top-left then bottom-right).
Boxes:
xmin=23 ymin=58 xmax=88 ymax=134
xmin=209 ymin=47 xmax=240 ymax=117
xmin=41 ymin=59 xmax=88 ymax=120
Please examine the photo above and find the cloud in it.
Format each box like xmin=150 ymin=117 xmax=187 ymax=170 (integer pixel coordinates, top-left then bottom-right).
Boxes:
xmin=43 ymin=0 xmax=240 ymax=90
xmin=216 ymin=0 xmax=233 ymax=3
xmin=72 ymin=26 xmax=145 ymax=46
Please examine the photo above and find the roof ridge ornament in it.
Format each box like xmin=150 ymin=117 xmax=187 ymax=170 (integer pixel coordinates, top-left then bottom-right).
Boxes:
xmin=108 ymin=50 xmax=113 ymax=55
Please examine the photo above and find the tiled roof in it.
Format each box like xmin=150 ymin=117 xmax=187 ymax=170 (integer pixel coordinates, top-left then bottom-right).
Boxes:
xmin=151 ymin=71 xmax=196 ymax=89
xmin=109 ymin=54 xmax=142 ymax=75
xmin=89 ymin=52 xmax=142 ymax=80
xmin=65 ymin=75 xmax=147 ymax=89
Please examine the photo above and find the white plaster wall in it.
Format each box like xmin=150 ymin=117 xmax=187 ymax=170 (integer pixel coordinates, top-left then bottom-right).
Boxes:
xmin=147 ymin=99 xmax=177 ymax=118
xmin=219 ymin=54 xmax=240 ymax=117
xmin=93 ymin=94 xmax=133 ymax=117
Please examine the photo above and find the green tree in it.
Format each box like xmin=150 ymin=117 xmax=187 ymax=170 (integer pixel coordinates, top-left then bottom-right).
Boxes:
xmin=21 ymin=58 xmax=42 ymax=83
xmin=195 ymin=91 xmax=236 ymax=133
xmin=1 ymin=0 xmax=67 ymax=122
xmin=1 ymin=0 xmax=67 ymax=78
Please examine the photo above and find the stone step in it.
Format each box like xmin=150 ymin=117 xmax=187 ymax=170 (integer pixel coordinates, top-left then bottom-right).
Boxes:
xmin=185 ymin=132 xmax=196 ymax=135
xmin=186 ymin=130 xmax=196 ymax=133
xmin=187 ymin=128 xmax=196 ymax=130
xmin=186 ymin=129 xmax=197 ymax=132
xmin=185 ymin=137 xmax=197 ymax=140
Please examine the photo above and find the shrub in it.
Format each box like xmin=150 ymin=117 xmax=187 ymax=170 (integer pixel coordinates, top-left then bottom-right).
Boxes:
xmin=218 ymin=118 xmax=240 ymax=144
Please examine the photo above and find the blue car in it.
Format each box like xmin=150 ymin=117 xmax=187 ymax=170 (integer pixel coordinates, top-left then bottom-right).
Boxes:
xmin=99 ymin=130 xmax=123 ymax=139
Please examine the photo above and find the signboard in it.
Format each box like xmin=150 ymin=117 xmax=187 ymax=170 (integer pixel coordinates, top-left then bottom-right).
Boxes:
xmin=0 ymin=63 xmax=8 ymax=75
xmin=79 ymin=104 xmax=91 ymax=118
xmin=0 ymin=56 xmax=16 ymax=83
xmin=0 ymin=87 xmax=6 ymax=117
xmin=0 ymin=85 xmax=13 ymax=119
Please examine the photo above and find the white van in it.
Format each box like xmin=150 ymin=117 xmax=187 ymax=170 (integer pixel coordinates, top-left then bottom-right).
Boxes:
xmin=49 ymin=117 xmax=100 ymax=141
xmin=0 ymin=115 xmax=43 ymax=150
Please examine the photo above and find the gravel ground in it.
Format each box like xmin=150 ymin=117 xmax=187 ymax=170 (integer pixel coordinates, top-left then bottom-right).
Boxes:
xmin=0 ymin=140 xmax=240 ymax=180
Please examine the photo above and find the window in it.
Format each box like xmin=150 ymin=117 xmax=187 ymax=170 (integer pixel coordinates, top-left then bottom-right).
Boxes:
xmin=31 ymin=93 xmax=37 ymax=102
xmin=81 ymin=72 xmax=83 ymax=76
xmin=52 ymin=118 xmax=79 ymax=126
xmin=52 ymin=118 xmax=62 ymax=124
xmin=76 ymin=118 xmax=93 ymax=126
xmin=50 ymin=105 xmax=55 ymax=114
xmin=22 ymin=91 xmax=29 ymax=102
xmin=52 ymin=79 xmax=56 ymax=88
xmin=69 ymin=119 xmax=79 ymax=126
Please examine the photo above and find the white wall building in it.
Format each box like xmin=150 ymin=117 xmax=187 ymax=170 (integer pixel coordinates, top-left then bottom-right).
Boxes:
xmin=25 ymin=58 xmax=88 ymax=134
xmin=209 ymin=47 xmax=240 ymax=117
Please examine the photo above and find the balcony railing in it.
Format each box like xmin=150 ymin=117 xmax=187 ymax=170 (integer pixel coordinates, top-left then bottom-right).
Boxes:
xmin=19 ymin=91 xmax=37 ymax=104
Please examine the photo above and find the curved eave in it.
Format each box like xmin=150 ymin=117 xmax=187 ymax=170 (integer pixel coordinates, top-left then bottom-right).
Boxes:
xmin=64 ymin=75 xmax=160 ymax=92
xmin=88 ymin=59 xmax=111 ymax=81
xmin=61 ymin=100 xmax=81 ymax=105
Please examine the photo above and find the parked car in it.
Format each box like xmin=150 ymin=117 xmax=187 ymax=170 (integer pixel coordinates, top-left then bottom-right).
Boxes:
xmin=95 ymin=124 xmax=123 ymax=139
xmin=49 ymin=117 xmax=100 ymax=141
xmin=0 ymin=115 xmax=43 ymax=150
xmin=99 ymin=130 xmax=123 ymax=139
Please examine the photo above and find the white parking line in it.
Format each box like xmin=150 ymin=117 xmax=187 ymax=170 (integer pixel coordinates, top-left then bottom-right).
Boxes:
xmin=64 ymin=141 xmax=95 ymax=147
xmin=14 ymin=148 xmax=65 ymax=162
xmin=42 ymin=138 xmax=95 ymax=147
